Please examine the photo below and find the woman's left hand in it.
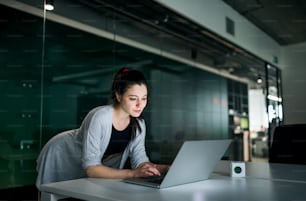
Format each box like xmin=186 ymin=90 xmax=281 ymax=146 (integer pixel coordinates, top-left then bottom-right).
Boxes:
xmin=155 ymin=164 xmax=170 ymax=174
xmin=134 ymin=162 xmax=161 ymax=177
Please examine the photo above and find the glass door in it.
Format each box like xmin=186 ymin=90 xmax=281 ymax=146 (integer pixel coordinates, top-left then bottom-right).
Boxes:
xmin=265 ymin=63 xmax=283 ymax=147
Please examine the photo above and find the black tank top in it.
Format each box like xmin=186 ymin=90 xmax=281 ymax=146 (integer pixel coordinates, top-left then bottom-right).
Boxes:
xmin=103 ymin=124 xmax=132 ymax=159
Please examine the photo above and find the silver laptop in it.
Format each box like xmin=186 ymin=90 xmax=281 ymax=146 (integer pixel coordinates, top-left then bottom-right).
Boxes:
xmin=123 ymin=139 xmax=232 ymax=188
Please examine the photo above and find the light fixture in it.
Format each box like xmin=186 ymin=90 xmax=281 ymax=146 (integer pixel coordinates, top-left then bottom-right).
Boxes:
xmin=267 ymin=95 xmax=282 ymax=102
xmin=257 ymin=75 xmax=262 ymax=84
xmin=163 ymin=15 xmax=169 ymax=23
xmin=45 ymin=0 xmax=54 ymax=11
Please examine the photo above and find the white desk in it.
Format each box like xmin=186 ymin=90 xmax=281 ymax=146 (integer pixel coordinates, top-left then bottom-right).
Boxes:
xmin=215 ymin=160 xmax=306 ymax=182
xmin=40 ymin=161 xmax=306 ymax=201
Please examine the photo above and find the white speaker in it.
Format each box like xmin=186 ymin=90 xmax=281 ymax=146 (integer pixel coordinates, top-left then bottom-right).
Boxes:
xmin=231 ymin=161 xmax=246 ymax=177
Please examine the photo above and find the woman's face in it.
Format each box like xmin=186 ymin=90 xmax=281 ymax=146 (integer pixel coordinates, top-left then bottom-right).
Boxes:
xmin=117 ymin=84 xmax=148 ymax=117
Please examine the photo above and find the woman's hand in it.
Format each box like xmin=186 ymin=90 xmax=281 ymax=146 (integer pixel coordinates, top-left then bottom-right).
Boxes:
xmin=132 ymin=162 xmax=161 ymax=178
xmin=155 ymin=164 xmax=170 ymax=174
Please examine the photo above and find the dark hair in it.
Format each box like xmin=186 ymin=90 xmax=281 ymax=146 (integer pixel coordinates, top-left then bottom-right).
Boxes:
xmin=111 ymin=67 xmax=148 ymax=139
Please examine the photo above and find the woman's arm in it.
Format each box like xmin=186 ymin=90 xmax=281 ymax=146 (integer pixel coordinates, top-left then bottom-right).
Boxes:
xmin=86 ymin=165 xmax=134 ymax=179
xmin=86 ymin=162 xmax=162 ymax=179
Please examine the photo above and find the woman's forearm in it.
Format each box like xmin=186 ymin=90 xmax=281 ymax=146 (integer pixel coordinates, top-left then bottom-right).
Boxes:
xmin=86 ymin=165 xmax=134 ymax=179
xmin=86 ymin=162 xmax=170 ymax=179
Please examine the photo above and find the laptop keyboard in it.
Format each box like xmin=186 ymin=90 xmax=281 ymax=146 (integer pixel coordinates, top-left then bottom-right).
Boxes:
xmin=140 ymin=175 xmax=165 ymax=184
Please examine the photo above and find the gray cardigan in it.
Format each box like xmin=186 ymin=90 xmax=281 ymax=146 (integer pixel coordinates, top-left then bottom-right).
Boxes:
xmin=36 ymin=105 xmax=149 ymax=189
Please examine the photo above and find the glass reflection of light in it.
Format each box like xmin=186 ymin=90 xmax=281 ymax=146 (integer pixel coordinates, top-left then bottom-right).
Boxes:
xmin=267 ymin=95 xmax=282 ymax=102
xmin=278 ymin=105 xmax=283 ymax=121
xmin=268 ymin=105 xmax=276 ymax=122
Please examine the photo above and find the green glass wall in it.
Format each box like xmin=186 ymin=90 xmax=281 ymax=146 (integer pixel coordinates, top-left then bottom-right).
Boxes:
xmin=0 ymin=5 xmax=42 ymax=188
xmin=0 ymin=4 xmax=244 ymax=189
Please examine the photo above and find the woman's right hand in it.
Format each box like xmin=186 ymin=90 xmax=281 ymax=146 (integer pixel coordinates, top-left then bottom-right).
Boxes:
xmin=132 ymin=162 xmax=161 ymax=178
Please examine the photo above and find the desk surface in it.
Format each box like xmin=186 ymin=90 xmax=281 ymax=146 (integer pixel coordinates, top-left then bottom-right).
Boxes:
xmin=215 ymin=160 xmax=306 ymax=182
xmin=41 ymin=161 xmax=306 ymax=201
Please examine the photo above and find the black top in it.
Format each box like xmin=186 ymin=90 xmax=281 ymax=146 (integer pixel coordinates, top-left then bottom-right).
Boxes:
xmin=103 ymin=124 xmax=132 ymax=159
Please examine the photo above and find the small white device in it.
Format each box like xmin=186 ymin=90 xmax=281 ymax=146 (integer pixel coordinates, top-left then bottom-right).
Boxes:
xmin=231 ymin=161 xmax=246 ymax=177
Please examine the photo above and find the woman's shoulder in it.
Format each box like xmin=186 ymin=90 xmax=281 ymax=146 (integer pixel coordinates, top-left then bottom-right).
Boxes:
xmin=82 ymin=105 xmax=113 ymax=123
xmin=89 ymin=105 xmax=113 ymax=116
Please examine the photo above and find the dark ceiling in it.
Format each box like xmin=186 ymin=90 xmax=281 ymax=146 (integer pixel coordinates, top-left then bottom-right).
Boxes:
xmin=223 ymin=0 xmax=306 ymax=46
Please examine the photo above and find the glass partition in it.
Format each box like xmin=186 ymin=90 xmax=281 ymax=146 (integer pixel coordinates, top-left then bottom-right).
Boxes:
xmin=0 ymin=1 xmax=282 ymax=189
xmin=0 ymin=4 xmax=42 ymax=188
xmin=265 ymin=63 xmax=283 ymax=146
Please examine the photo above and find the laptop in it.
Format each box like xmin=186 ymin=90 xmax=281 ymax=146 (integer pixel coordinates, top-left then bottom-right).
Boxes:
xmin=123 ymin=139 xmax=232 ymax=188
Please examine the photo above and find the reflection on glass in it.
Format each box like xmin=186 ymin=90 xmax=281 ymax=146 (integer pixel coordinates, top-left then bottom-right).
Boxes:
xmin=0 ymin=4 xmax=43 ymax=188
xmin=0 ymin=0 xmax=283 ymax=189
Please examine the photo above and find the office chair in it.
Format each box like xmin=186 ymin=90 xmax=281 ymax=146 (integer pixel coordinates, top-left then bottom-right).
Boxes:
xmin=269 ymin=124 xmax=306 ymax=165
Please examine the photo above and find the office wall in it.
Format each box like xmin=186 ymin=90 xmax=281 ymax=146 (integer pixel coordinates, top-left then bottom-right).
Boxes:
xmin=280 ymin=42 xmax=306 ymax=124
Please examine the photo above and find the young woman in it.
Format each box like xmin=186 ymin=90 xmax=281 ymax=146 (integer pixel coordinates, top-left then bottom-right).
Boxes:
xmin=36 ymin=67 xmax=169 ymax=189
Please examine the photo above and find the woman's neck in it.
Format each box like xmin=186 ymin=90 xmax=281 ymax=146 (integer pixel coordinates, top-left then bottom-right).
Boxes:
xmin=113 ymin=107 xmax=130 ymax=131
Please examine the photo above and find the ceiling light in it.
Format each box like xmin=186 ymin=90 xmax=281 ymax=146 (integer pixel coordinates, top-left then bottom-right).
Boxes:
xmin=163 ymin=15 xmax=169 ymax=23
xmin=45 ymin=0 xmax=54 ymax=11
xmin=257 ymin=75 xmax=262 ymax=84
xmin=267 ymin=95 xmax=282 ymax=102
